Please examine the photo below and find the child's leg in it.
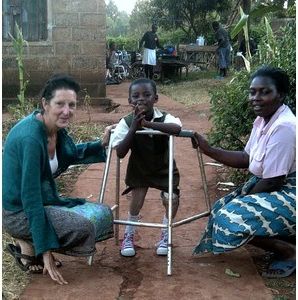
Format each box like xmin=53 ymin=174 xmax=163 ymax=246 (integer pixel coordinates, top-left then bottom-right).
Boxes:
xmin=161 ymin=191 xmax=180 ymax=219
xmin=121 ymin=187 xmax=148 ymax=257
xmin=129 ymin=187 xmax=148 ymax=216
xmin=124 ymin=187 xmax=148 ymax=235
xmin=156 ymin=192 xmax=180 ymax=255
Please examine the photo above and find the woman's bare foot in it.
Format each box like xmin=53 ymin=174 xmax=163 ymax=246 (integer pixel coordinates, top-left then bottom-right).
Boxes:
xmin=16 ymin=239 xmax=44 ymax=272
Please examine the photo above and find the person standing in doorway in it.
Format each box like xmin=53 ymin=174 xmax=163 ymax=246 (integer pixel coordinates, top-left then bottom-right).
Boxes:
xmin=140 ymin=24 xmax=161 ymax=80
xmin=212 ymin=21 xmax=231 ymax=79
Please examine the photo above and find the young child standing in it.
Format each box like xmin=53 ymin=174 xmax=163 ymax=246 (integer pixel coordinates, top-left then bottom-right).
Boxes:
xmin=111 ymin=78 xmax=182 ymax=257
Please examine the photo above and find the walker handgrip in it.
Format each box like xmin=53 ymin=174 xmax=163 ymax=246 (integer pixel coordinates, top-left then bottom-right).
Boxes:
xmin=178 ymin=130 xmax=194 ymax=138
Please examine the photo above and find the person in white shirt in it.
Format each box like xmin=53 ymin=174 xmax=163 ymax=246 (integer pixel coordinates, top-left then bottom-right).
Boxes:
xmin=111 ymin=78 xmax=182 ymax=257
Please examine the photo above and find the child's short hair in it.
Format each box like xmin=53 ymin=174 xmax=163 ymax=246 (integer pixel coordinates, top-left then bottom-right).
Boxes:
xmin=129 ymin=78 xmax=157 ymax=96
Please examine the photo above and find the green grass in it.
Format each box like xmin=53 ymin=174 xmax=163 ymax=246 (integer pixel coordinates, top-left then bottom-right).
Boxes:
xmin=159 ymin=70 xmax=225 ymax=107
xmin=2 ymin=233 xmax=31 ymax=300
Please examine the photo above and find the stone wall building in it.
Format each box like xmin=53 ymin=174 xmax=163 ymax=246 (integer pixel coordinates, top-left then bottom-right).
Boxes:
xmin=2 ymin=0 xmax=107 ymax=105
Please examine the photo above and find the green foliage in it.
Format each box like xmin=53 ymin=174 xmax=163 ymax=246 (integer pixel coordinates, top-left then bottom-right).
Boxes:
xmin=3 ymin=100 xmax=38 ymax=139
xmin=230 ymin=8 xmax=249 ymax=40
xmin=107 ymin=36 xmax=139 ymax=51
xmin=257 ymin=23 xmax=296 ymax=114
xmin=9 ymin=22 xmax=30 ymax=111
xmin=147 ymin=0 xmax=232 ymax=42
xmin=208 ymin=69 xmax=254 ymax=150
xmin=106 ymin=11 xmax=130 ymax=37
xmin=7 ymin=100 xmax=38 ymax=122
xmin=159 ymin=29 xmax=189 ymax=46
xmin=106 ymin=0 xmax=119 ymax=21
xmin=129 ymin=0 xmax=154 ymax=38
xmin=107 ymin=28 xmax=191 ymax=51
xmin=82 ymin=88 xmax=92 ymax=123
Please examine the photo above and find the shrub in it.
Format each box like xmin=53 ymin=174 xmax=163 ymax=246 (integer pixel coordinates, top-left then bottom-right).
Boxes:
xmin=107 ymin=36 xmax=139 ymax=51
xmin=257 ymin=23 xmax=296 ymax=114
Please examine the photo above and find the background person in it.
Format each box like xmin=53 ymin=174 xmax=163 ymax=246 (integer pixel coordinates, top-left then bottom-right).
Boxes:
xmin=212 ymin=21 xmax=231 ymax=79
xmin=111 ymin=78 xmax=182 ymax=257
xmin=3 ymin=74 xmax=114 ymax=285
xmin=106 ymin=42 xmax=118 ymax=81
xmin=192 ymin=66 xmax=296 ymax=278
xmin=139 ymin=24 xmax=161 ymax=80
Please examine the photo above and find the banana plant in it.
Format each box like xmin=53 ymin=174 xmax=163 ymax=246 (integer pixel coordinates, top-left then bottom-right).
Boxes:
xmin=230 ymin=3 xmax=284 ymax=72
xmin=230 ymin=6 xmax=251 ymax=72
xmin=257 ymin=16 xmax=277 ymax=63
xmin=8 ymin=22 xmax=29 ymax=111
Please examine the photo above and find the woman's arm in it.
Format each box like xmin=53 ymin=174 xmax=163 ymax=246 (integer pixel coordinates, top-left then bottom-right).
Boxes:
xmin=75 ymin=141 xmax=106 ymax=164
xmin=248 ymin=176 xmax=286 ymax=194
xmin=20 ymin=138 xmax=60 ymax=256
xmin=192 ymin=132 xmax=249 ymax=169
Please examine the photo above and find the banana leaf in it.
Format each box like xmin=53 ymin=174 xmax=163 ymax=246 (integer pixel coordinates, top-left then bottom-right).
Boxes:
xmin=236 ymin=53 xmax=251 ymax=72
xmin=250 ymin=4 xmax=282 ymax=19
xmin=230 ymin=7 xmax=248 ymax=40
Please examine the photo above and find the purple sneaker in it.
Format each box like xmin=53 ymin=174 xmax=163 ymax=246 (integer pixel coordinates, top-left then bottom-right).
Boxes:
xmin=121 ymin=233 xmax=136 ymax=257
xmin=156 ymin=231 xmax=168 ymax=256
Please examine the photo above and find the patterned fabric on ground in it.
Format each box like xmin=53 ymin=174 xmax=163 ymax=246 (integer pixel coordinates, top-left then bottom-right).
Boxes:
xmin=193 ymin=173 xmax=296 ymax=255
xmin=56 ymin=202 xmax=114 ymax=242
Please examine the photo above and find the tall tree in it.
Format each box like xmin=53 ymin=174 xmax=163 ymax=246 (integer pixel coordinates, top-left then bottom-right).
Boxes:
xmin=106 ymin=0 xmax=119 ymax=22
xmin=149 ymin=0 xmax=233 ymax=41
xmin=129 ymin=0 xmax=154 ymax=39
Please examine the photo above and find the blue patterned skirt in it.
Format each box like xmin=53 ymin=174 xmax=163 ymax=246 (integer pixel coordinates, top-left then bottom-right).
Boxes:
xmin=193 ymin=172 xmax=296 ymax=255
xmin=55 ymin=201 xmax=114 ymax=242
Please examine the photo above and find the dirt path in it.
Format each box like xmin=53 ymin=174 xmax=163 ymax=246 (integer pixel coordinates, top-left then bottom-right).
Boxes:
xmin=20 ymin=82 xmax=272 ymax=300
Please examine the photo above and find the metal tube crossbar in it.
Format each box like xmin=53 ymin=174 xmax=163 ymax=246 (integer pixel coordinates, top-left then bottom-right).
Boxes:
xmin=98 ymin=129 xmax=211 ymax=275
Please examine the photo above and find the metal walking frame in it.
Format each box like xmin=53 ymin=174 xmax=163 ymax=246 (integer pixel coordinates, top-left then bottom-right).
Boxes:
xmin=98 ymin=129 xmax=211 ymax=275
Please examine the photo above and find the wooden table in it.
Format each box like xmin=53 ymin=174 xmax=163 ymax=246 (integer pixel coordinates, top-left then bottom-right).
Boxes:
xmin=159 ymin=59 xmax=189 ymax=82
xmin=178 ymin=45 xmax=217 ymax=69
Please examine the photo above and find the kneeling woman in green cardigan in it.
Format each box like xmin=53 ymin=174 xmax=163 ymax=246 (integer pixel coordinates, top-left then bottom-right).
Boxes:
xmin=3 ymin=74 xmax=114 ymax=285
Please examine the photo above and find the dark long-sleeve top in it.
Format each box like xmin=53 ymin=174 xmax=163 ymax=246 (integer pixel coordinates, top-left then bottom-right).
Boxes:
xmin=140 ymin=31 xmax=161 ymax=50
xmin=214 ymin=26 xmax=230 ymax=48
xmin=2 ymin=111 xmax=106 ymax=256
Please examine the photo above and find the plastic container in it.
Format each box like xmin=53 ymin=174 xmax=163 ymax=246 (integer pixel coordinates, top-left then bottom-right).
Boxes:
xmin=196 ymin=36 xmax=205 ymax=46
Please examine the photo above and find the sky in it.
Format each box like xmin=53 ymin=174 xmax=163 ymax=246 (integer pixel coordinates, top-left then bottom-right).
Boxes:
xmin=109 ymin=0 xmax=138 ymax=14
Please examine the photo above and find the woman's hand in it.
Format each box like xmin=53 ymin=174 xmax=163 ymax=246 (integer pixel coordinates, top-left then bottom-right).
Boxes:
xmin=102 ymin=124 xmax=117 ymax=147
xmin=191 ymin=132 xmax=210 ymax=153
xmin=43 ymin=251 xmax=68 ymax=285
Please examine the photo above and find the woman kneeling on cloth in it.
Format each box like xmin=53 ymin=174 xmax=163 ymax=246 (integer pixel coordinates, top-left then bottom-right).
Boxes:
xmin=192 ymin=66 xmax=295 ymax=278
xmin=3 ymin=74 xmax=114 ymax=285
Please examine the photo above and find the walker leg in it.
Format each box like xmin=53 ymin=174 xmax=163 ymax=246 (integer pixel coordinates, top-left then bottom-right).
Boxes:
xmin=167 ymin=135 xmax=174 ymax=276
xmin=98 ymin=137 xmax=113 ymax=203
xmin=87 ymin=254 xmax=94 ymax=266
xmin=196 ymin=149 xmax=211 ymax=212
xmin=115 ymin=157 xmax=120 ymax=245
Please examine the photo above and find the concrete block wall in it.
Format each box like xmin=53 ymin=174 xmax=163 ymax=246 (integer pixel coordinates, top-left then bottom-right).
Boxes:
xmin=2 ymin=0 xmax=107 ymax=105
